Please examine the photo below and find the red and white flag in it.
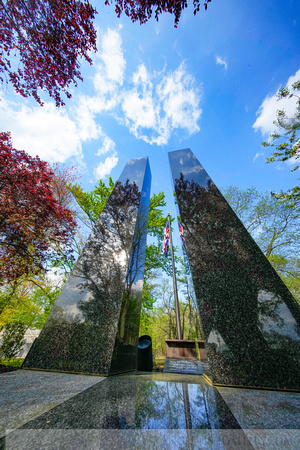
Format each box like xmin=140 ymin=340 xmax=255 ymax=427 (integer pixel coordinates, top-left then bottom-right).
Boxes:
xmin=178 ymin=219 xmax=187 ymax=252
xmin=164 ymin=216 xmax=170 ymax=258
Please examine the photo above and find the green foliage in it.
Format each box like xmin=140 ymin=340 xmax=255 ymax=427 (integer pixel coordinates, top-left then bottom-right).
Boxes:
xmin=153 ymin=357 xmax=165 ymax=367
xmin=223 ymin=185 xmax=300 ymax=258
xmin=72 ymin=178 xmax=169 ymax=312
xmin=0 ymin=358 xmax=24 ymax=367
xmin=223 ymin=185 xmax=300 ymax=304
xmin=0 ymin=275 xmax=62 ymax=330
xmin=262 ymin=79 xmax=300 ymax=207
xmin=0 ymin=321 xmax=26 ymax=359
xmin=139 ymin=308 xmax=153 ymax=334
xmin=71 ymin=177 xmax=116 ymax=229
xmin=268 ymin=254 xmax=300 ymax=304
xmin=222 ymin=186 xmax=260 ymax=232
xmin=143 ymin=191 xmax=174 ymax=281
xmin=139 ymin=278 xmax=202 ymax=356
xmin=147 ymin=192 xmax=167 ymax=238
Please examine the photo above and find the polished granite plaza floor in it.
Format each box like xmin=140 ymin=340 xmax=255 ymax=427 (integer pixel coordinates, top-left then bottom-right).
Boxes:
xmin=1 ymin=370 xmax=300 ymax=449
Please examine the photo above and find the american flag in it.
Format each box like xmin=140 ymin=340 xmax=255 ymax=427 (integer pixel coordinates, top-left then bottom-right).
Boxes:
xmin=164 ymin=216 xmax=170 ymax=258
xmin=178 ymin=219 xmax=187 ymax=252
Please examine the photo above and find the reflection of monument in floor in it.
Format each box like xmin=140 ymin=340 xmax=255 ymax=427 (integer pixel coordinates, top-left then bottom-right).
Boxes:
xmin=0 ymin=372 xmax=245 ymax=447
xmin=3 ymin=371 xmax=299 ymax=449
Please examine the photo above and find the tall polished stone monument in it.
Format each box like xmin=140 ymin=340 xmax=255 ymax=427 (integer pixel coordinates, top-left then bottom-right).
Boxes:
xmin=23 ymin=157 xmax=151 ymax=376
xmin=169 ymin=148 xmax=300 ymax=390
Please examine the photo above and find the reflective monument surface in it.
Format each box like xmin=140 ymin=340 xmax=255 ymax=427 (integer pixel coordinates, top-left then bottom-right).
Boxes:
xmin=23 ymin=157 xmax=151 ymax=375
xmin=10 ymin=373 xmax=251 ymax=449
xmin=169 ymin=148 xmax=300 ymax=390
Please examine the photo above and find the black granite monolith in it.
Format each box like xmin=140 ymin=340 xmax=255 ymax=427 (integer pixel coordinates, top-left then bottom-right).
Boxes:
xmin=23 ymin=157 xmax=151 ymax=376
xmin=169 ymin=148 xmax=300 ymax=390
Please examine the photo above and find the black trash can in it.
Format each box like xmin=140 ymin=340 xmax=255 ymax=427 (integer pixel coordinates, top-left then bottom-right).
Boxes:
xmin=137 ymin=335 xmax=153 ymax=371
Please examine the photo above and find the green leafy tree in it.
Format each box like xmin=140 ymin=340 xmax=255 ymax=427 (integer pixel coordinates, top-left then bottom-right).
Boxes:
xmin=220 ymin=186 xmax=261 ymax=233
xmin=139 ymin=277 xmax=202 ymax=356
xmin=71 ymin=180 xmax=169 ymax=311
xmin=268 ymin=254 xmax=300 ymax=304
xmin=0 ymin=161 xmax=80 ymax=361
xmin=0 ymin=321 xmax=26 ymax=359
xmin=223 ymin=185 xmax=300 ymax=304
xmin=222 ymin=185 xmax=300 ymax=258
xmin=262 ymin=80 xmax=300 ymax=207
xmin=71 ymin=177 xmax=116 ymax=230
xmin=0 ymin=274 xmax=63 ymax=329
xmin=177 ymin=255 xmax=203 ymax=340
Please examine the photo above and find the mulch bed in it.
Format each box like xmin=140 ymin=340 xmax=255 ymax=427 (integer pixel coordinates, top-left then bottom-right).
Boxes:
xmin=0 ymin=364 xmax=20 ymax=374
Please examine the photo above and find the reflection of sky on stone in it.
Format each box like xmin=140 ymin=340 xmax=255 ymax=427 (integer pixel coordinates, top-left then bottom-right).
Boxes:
xmin=114 ymin=248 xmax=128 ymax=268
xmin=169 ymin=149 xmax=209 ymax=186
xmin=131 ymin=278 xmax=143 ymax=294
xmin=53 ymin=275 xmax=86 ymax=309
xmin=48 ymin=275 xmax=92 ymax=322
xmin=119 ymin=157 xmax=148 ymax=188
xmin=257 ymin=289 xmax=300 ymax=341
xmin=138 ymin=381 xmax=210 ymax=429
xmin=63 ymin=303 xmax=86 ymax=322
xmin=207 ymin=330 xmax=230 ymax=352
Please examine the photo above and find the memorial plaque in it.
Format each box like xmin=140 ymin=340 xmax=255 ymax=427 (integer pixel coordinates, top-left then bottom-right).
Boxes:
xmin=23 ymin=157 xmax=151 ymax=376
xmin=164 ymin=359 xmax=203 ymax=375
xmin=169 ymin=148 xmax=300 ymax=390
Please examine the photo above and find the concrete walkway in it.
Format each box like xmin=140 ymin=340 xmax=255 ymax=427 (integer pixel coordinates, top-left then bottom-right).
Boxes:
xmin=0 ymin=369 xmax=104 ymax=439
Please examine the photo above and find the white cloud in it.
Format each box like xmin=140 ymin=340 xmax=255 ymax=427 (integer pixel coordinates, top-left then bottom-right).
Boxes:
xmin=253 ymin=69 xmax=300 ymax=136
xmin=94 ymin=155 xmax=118 ymax=179
xmin=72 ymin=94 xmax=118 ymax=143
xmin=96 ymin=136 xmax=116 ymax=156
xmin=100 ymin=28 xmax=126 ymax=84
xmin=253 ymin=152 xmax=264 ymax=162
xmin=132 ymin=64 xmax=151 ymax=85
xmin=93 ymin=72 xmax=117 ymax=96
xmin=0 ymin=95 xmax=118 ymax=179
xmin=158 ymin=63 xmax=201 ymax=134
xmin=92 ymin=27 xmax=126 ymax=111
xmin=122 ymin=62 xmax=202 ymax=145
xmin=216 ymin=56 xmax=228 ymax=71
xmin=122 ymin=65 xmax=157 ymax=133
xmin=73 ymin=97 xmax=103 ymax=142
xmin=0 ymin=100 xmax=83 ymax=163
xmin=1 ymin=26 xmax=203 ymax=183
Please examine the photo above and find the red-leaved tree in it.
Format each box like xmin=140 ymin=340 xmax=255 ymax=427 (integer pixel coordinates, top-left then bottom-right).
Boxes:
xmin=1 ymin=0 xmax=211 ymax=105
xmin=106 ymin=0 xmax=212 ymax=27
xmin=0 ymin=132 xmax=77 ymax=283
xmin=0 ymin=0 xmax=97 ymax=106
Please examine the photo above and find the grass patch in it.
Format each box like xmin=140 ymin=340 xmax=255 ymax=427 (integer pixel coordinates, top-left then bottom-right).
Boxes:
xmin=0 ymin=358 xmax=24 ymax=367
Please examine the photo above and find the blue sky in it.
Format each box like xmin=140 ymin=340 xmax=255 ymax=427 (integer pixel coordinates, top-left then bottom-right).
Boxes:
xmin=1 ymin=0 xmax=300 ymax=234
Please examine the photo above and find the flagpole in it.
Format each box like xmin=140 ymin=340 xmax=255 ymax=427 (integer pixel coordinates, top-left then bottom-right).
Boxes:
xmin=168 ymin=213 xmax=182 ymax=340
